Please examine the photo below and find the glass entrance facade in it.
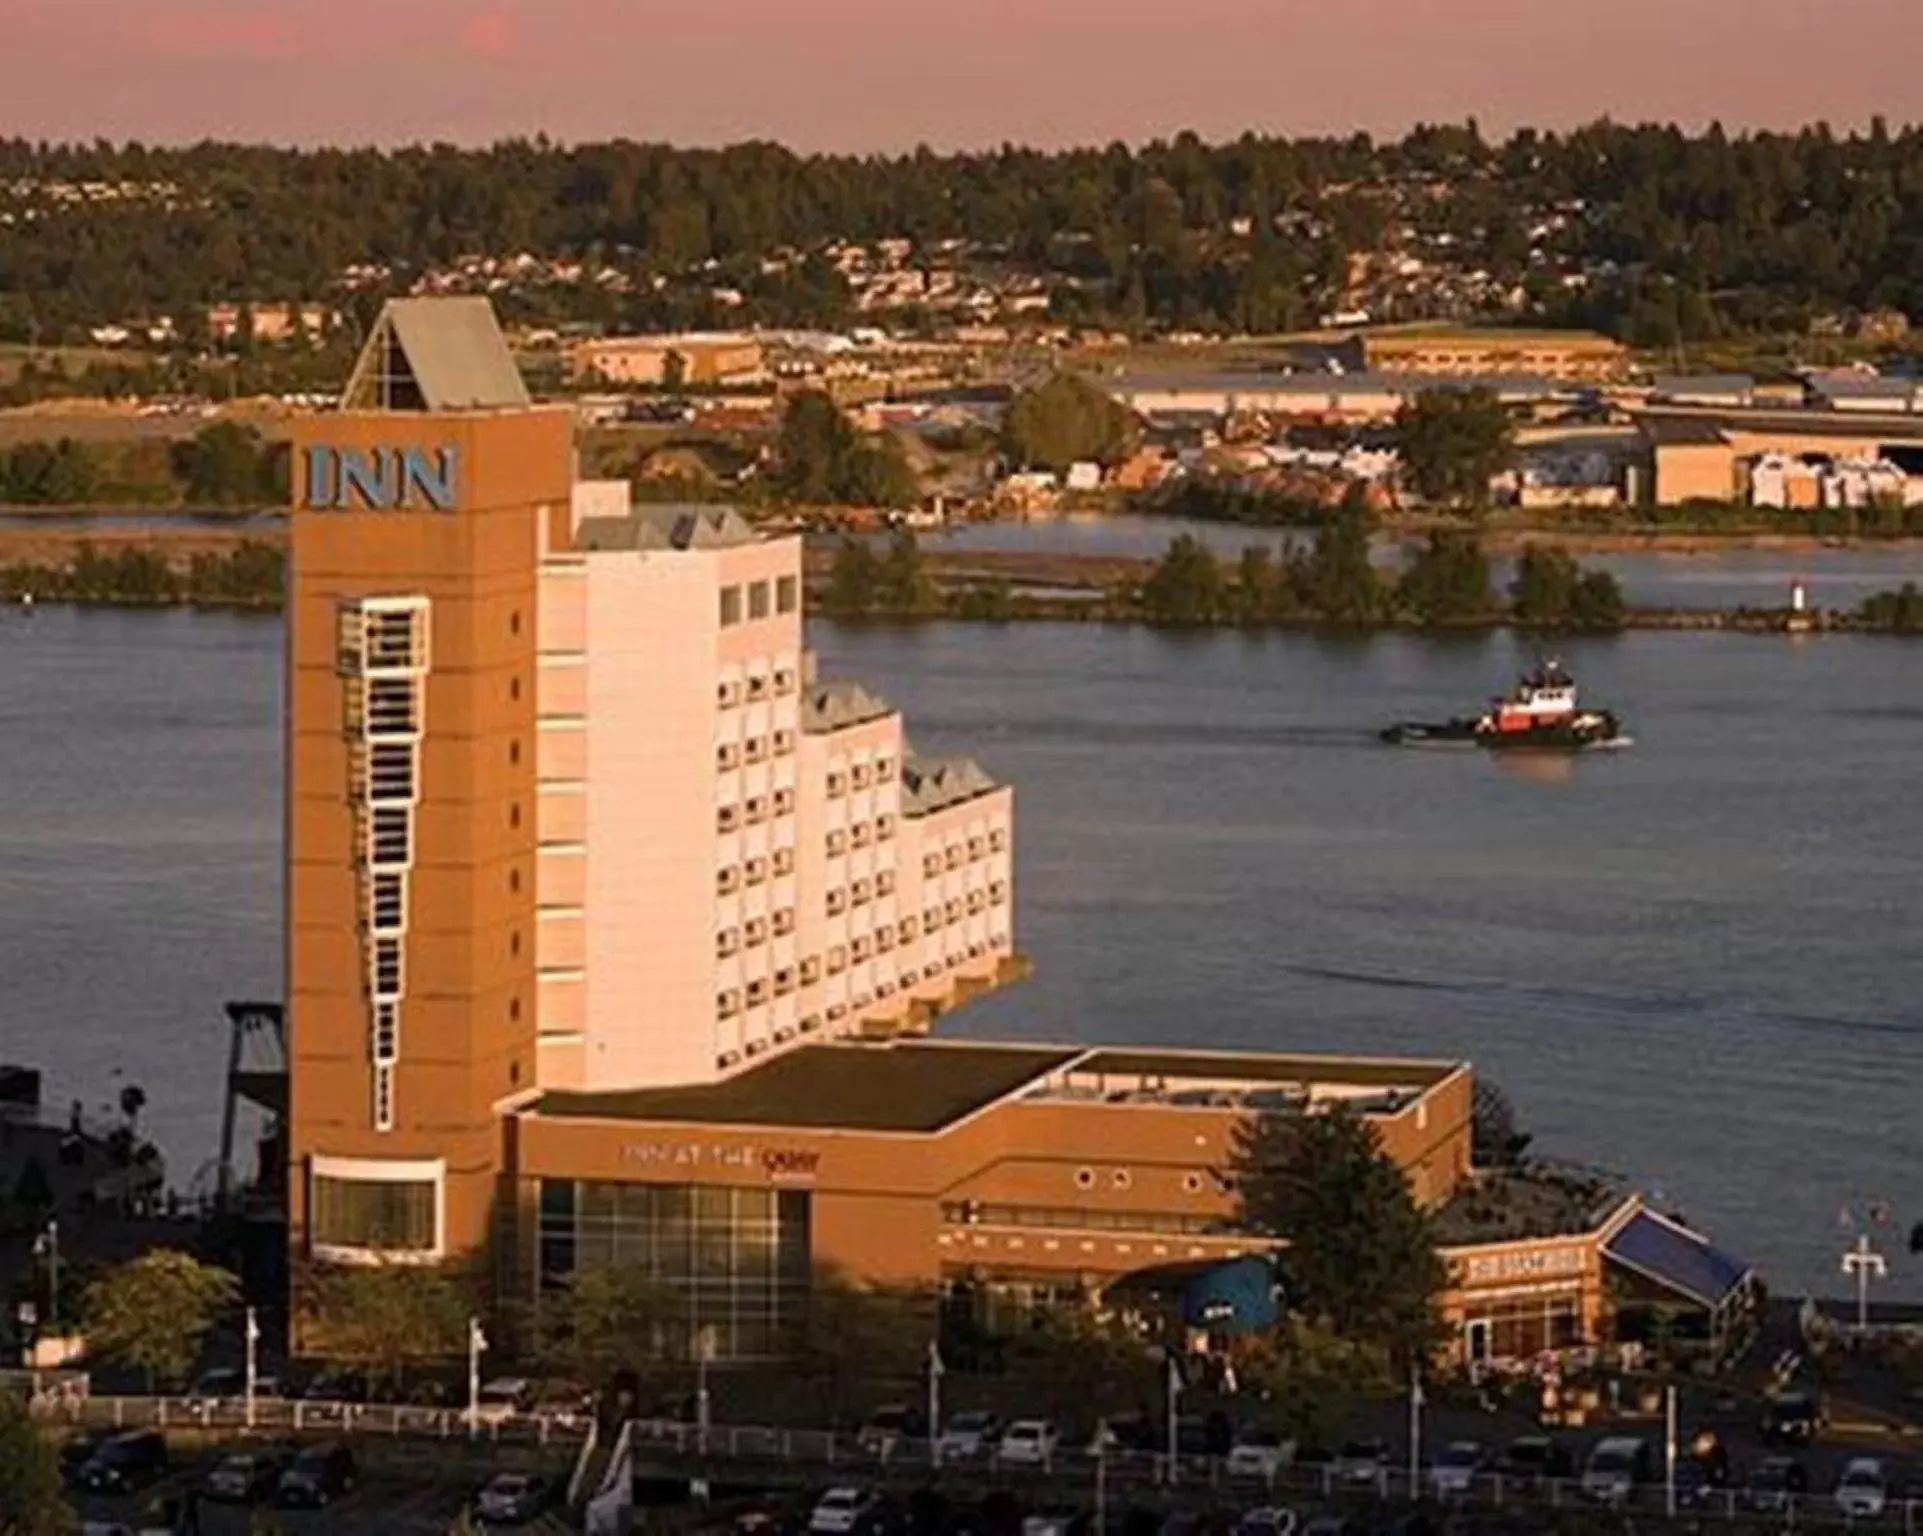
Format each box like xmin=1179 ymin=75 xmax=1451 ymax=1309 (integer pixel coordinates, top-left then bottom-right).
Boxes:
xmin=537 ymin=1179 xmax=811 ymax=1359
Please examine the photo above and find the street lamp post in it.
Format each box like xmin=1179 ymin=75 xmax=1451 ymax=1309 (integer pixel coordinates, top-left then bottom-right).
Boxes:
xmin=1664 ymin=1383 xmax=1678 ymax=1518
xmin=34 ymin=1220 xmax=59 ymax=1329
xmin=467 ymin=1316 xmax=488 ymax=1438
xmin=1164 ymin=1351 xmax=1183 ymax=1485
xmin=927 ymin=1340 xmax=945 ymax=1468
xmin=1842 ymin=1234 xmax=1888 ymax=1332
xmin=1408 ymin=1367 xmax=1425 ymax=1498
xmin=244 ymin=1307 xmax=260 ymax=1430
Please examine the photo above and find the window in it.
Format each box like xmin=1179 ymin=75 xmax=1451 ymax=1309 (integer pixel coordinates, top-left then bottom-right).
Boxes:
xmin=718 ymin=866 xmax=740 ymax=895
xmin=774 ymin=968 xmax=795 ymax=996
xmin=772 ymin=848 xmax=795 ymax=877
xmin=717 ymin=928 xmax=740 ymax=958
xmin=717 ymin=990 xmax=741 ymax=1019
xmin=900 ymin=916 xmax=920 ymax=941
xmin=923 ymin=906 xmax=942 ymax=931
xmin=509 ymin=996 xmax=522 ymax=1021
xmin=509 ymin=676 xmax=522 ymax=703
xmin=850 ymin=822 xmax=872 ymax=849
xmin=826 ymin=773 xmax=846 ymax=798
xmin=852 ymin=936 xmax=873 ymax=962
xmin=989 ymin=827 xmax=1008 ymax=852
xmin=717 ymin=805 xmax=740 ymax=834
xmin=923 ymin=853 xmax=942 ymax=878
xmin=773 ymin=729 xmax=795 ymax=757
xmin=312 ymin=1174 xmax=437 ymax=1255
xmin=743 ymin=856 xmax=768 ymax=886
xmin=510 ymin=610 xmax=522 ymax=637
xmin=772 ymin=906 xmax=796 ymax=935
xmin=718 ymin=680 xmax=741 ymax=709
xmin=744 ymin=916 xmax=768 ymax=946
xmin=876 ymin=870 xmax=896 ymax=896
xmin=509 ymin=867 xmax=522 ymax=894
xmin=744 ymin=736 xmax=767 ymax=764
xmin=826 ymin=830 xmax=848 ymax=856
xmin=717 ymin=742 xmax=741 ymax=770
xmin=773 ymin=666 xmax=797 ymax=694
xmin=876 ymin=814 xmax=895 ymax=841
xmin=990 ymin=880 xmax=1008 ymax=903
xmin=851 ymin=878 xmax=872 ymax=906
xmin=876 ymin=927 xmax=895 ymax=953
xmin=826 ymin=888 xmax=848 ymax=916
xmin=774 ymin=788 xmax=796 ymax=815
xmin=509 ymin=740 xmax=521 ymax=766
xmin=852 ymin=763 xmax=872 ymax=789
xmin=370 ymin=871 xmax=405 ymax=933
xmin=508 ymin=803 xmax=521 ymax=830
xmin=748 ymin=581 xmax=771 ymax=620
xmin=827 ymin=946 xmax=847 ymax=974
xmin=801 ymin=957 xmax=822 ymax=984
xmin=747 ymin=672 xmax=770 ymax=702
xmin=776 ymin=576 xmax=798 ymax=614
xmin=968 ymin=836 xmax=987 ymax=860
xmin=746 ymin=978 xmax=769 ymax=1006
xmin=745 ymin=796 xmax=768 ymax=826
xmin=875 ymin=756 xmax=894 ymax=782
xmin=510 ymin=930 xmax=522 ymax=958
xmin=719 ymin=586 xmax=743 ymax=627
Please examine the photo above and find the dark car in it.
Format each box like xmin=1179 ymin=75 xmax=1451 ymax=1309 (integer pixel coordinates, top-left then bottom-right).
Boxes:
xmin=276 ymin=1440 xmax=356 ymax=1508
xmin=203 ymin=1446 xmax=292 ymax=1503
xmin=475 ymin=1471 xmax=556 ymax=1525
xmin=1499 ymin=1435 xmax=1575 ymax=1483
xmin=1760 ymin=1391 xmax=1825 ymax=1446
xmin=60 ymin=1428 xmax=114 ymax=1481
xmin=75 ymin=1429 xmax=169 ymax=1494
xmin=1746 ymin=1456 xmax=1810 ymax=1512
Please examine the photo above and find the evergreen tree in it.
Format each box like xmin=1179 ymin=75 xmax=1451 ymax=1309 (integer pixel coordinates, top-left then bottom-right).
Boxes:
xmin=1140 ymin=535 xmax=1225 ymax=624
xmin=1397 ymin=528 xmax=1494 ymax=625
xmin=1302 ymin=493 xmax=1383 ymax=623
xmin=1230 ymin=1104 xmax=1445 ymax=1368
xmin=825 ymin=537 xmax=882 ymax=616
xmin=1001 ymin=373 xmax=1139 ymax=474
xmin=1395 ymin=389 xmax=1516 ymax=511
xmin=0 ymin=1390 xmax=74 ymax=1536
xmin=876 ymin=530 xmax=935 ymax=613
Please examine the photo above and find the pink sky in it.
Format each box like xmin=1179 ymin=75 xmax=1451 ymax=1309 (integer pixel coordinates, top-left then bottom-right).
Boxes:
xmin=5 ymin=0 xmax=1919 ymax=151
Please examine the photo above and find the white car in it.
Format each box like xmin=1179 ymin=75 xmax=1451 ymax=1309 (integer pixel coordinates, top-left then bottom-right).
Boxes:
xmin=1836 ymin=1457 xmax=1888 ymax=1520
xmin=1226 ymin=1427 xmax=1297 ymax=1479
xmin=472 ymin=1376 xmax=533 ymax=1425
xmin=936 ymin=1410 xmax=1000 ymax=1461
xmin=809 ymin=1487 xmax=879 ymax=1535
xmin=997 ymin=1418 xmax=1060 ymax=1466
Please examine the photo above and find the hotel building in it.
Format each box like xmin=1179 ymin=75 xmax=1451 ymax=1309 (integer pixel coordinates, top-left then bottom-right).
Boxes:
xmin=283 ymin=299 xmax=1753 ymax=1363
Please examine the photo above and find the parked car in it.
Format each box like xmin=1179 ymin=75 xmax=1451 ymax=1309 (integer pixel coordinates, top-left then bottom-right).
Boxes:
xmin=474 ymin=1376 xmax=535 ymax=1425
xmin=1580 ymin=1437 xmax=1651 ymax=1505
xmin=61 ymin=1429 xmax=114 ymax=1482
xmin=1745 ymin=1456 xmax=1810 ymax=1513
xmin=857 ymin=1403 xmax=926 ymax=1456
xmin=475 ymin=1471 xmax=556 ymax=1525
xmin=1227 ymin=1427 xmax=1297 ymax=1480
xmin=936 ymin=1410 xmax=1000 ymax=1461
xmin=1760 ymin=1390 xmax=1826 ymax=1446
xmin=187 ymin=1367 xmax=245 ymax=1403
xmin=1499 ymin=1435 xmax=1574 ymax=1484
xmin=1431 ymin=1440 xmax=1491 ymax=1498
xmin=998 ymin=1419 xmax=1061 ymax=1466
xmin=74 ymin=1430 xmax=169 ymax=1495
xmin=1835 ymin=1457 xmax=1888 ymax=1520
xmin=809 ymin=1487 xmax=881 ymax=1535
xmin=202 ymin=1447 xmax=292 ymax=1503
xmin=276 ymin=1441 xmax=356 ymax=1508
xmin=1234 ymin=1508 xmax=1294 ymax=1536
xmin=1330 ymin=1439 xmax=1389 ymax=1488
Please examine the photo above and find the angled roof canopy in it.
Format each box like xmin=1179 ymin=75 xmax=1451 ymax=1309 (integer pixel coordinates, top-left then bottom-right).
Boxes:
xmin=340 ymin=296 xmax=529 ymax=412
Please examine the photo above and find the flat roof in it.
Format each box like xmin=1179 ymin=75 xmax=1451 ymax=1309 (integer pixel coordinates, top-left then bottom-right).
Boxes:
xmin=1433 ymin=1164 xmax=1630 ymax=1247
xmin=532 ymin=1041 xmax=1079 ymax=1134
xmin=1072 ymin=1048 xmax=1459 ymax=1090
xmin=1637 ymin=407 xmax=1923 ymax=442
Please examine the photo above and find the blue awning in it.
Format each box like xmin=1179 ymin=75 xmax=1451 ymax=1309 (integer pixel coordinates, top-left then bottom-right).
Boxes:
xmin=1605 ymin=1210 xmax=1754 ymax=1310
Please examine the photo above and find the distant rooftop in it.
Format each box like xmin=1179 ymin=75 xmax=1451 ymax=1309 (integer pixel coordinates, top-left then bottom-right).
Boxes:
xmin=340 ymin=296 xmax=530 ymax=412
xmin=901 ymin=754 xmax=999 ymax=815
xmin=1637 ymin=406 xmax=1923 ymax=441
xmin=576 ymin=503 xmax=761 ymax=553
xmin=1110 ymin=370 xmax=1569 ymax=400
xmin=532 ymin=1041 xmax=1079 ymax=1134
xmin=802 ymin=679 xmax=893 ymax=734
xmin=1433 ymin=1162 xmax=1631 ymax=1247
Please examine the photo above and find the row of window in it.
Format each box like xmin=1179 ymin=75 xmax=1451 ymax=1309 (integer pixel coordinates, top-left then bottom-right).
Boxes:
xmin=824 ymin=756 xmax=895 ymax=798
xmin=717 ymin=664 xmax=800 ymax=710
xmin=824 ymin=815 xmax=895 ymax=855
xmin=716 ymin=850 xmax=796 ymax=894
xmin=939 ymin=1200 xmax=1224 ymax=1235
xmin=715 ymin=732 xmax=797 ymax=771
xmin=920 ymin=827 xmax=1008 ymax=877
xmin=715 ymin=936 xmax=1007 ymax=1023
xmin=717 ymin=790 xmax=798 ymax=833
xmin=716 ymin=909 xmax=799 ymax=956
xmin=822 ymin=870 xmax=899 ymax=914
xmin=718 ymin=576 xmax=799 ymax=629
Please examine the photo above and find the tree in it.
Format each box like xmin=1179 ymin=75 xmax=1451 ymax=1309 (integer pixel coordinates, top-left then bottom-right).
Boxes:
xmin=303 ymin=1262 xmax=469 ymax=1395
xmin=842 ymin=440 xmax=920 ymax=509
xmin=825 ymin=537 xmax=882 ymax=616
xmin=1005 ymin=1301 xmax=1150 ymax=1424
xmin=538 ymin=1266 xmax=684 ymax=1383
xmin=797 ymin=1269 xmax=932 ymax=1426
xmin=1140 ymin=534 xmax=1224 ymax=624
xmin=1230 ymin=1104 xmax=1445 ymax=1367
xmin=1510 ymin=543 xmax=1626 ymax=630
xmin=776 ymin=391 xmax=855 ymax=505
xmin=877 ymin=530 xmax=936 ymax=613
xmin=1472 ymin=1080 xmax=1533 ymax=1167
xmin=83 ymin=1249 xmax=239 ymax=1390
xmin=1395 ymin=388 xmax=1515 ymax=511
xmin=1397 ymin=528 xmax=1494 ymax=625
xmin=1001 ymin=373 xmax=1139 ymax=474
xmin=1860 ymin=580 xmax=1923 ymax=633
xmin=169 ymin=422 xmax=275 ymax=507
xmin=1301 ymin=493 xmax=1384 ymax=623
xmin=1238 ymin=1318 xmax=1391 ymax=1453
xmin=0 ymin=1389 xmax=74 ymax=1536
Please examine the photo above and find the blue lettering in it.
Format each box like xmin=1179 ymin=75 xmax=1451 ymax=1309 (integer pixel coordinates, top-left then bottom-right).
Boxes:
xmin=303 ymin=445 xmax=461 ymax=512
xmin=399 ymin=446 xmax=458 ymax=511
xmin=338 ymin=448 xmax=396 ymax=509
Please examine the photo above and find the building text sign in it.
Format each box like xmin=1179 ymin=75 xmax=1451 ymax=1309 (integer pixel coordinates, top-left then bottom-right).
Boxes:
xmin=1458 ymin=1244 xmax=1585 ymax=1286
xmin=621 ymin=1141 xmax=821 ymax=1182
xmin=304 ymin=445 xmax=459 ymax=512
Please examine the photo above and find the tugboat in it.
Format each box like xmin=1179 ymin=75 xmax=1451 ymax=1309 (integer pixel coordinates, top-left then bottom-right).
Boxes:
xmin=1381 ymin=661 xmax=1626 ymax=750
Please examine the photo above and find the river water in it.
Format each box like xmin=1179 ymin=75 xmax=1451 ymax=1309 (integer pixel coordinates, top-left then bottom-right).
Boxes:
xmin=5 ymin=594 xmax=1921 ymax=1300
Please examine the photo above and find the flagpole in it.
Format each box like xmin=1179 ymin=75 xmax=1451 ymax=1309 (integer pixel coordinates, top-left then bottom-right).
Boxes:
xmin=1165 ymin=1350 xmax=1182 ymax=1485
xmin=928 ymin=1340 xmax=944 ymax=1468
xmin=1408 ymin=1366 xmax=1424 ymax=1497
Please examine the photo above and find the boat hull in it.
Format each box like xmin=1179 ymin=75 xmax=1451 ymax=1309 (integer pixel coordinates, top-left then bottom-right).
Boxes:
xmin=1381 ymin=712 xmax=1624 ymax=750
